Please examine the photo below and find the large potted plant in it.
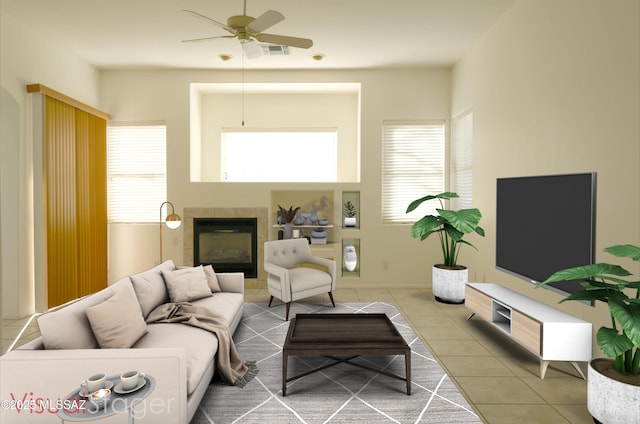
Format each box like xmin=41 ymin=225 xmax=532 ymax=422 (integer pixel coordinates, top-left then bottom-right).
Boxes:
xmin=537 ymin=244 xmax=640 ymax=424
xmin=406 ymin=192 xmax=484 ymax=303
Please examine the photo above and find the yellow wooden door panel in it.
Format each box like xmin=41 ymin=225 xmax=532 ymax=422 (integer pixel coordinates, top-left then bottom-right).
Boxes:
xmin=45 ymin=98 xmax=108 ymax=308
xmin=46 ymin=97 xmax=78 ymax=307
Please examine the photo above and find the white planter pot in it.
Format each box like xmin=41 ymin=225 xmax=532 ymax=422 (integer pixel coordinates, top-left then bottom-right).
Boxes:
xmin=344 ymin=217 xmax=357 ymax=227
xmin=588 ymin=358 xmax=640 ymax=424
xmin=432 ymin=265 xmax=468 ymax=304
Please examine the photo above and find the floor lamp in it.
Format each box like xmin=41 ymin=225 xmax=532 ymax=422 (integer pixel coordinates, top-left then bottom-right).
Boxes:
xmin=159 ymin=201 xmax=182 ymax=262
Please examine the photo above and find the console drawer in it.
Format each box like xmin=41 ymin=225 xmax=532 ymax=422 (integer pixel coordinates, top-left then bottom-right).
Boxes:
xmin=465 ymin=286 xmax=492 ymax=321
xmin=512 ymin=310 xmax=542 ymax=355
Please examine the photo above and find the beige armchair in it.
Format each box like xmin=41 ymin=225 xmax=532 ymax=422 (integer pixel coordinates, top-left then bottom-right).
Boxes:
xmin=264 ymin=238 xmax=336 ymax=320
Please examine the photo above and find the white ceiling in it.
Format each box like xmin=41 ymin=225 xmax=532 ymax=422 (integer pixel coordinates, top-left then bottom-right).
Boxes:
xmin=1 ymin=0 xmax=513 ymax=70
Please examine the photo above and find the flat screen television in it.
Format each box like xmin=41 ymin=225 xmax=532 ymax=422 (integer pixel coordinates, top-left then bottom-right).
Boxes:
xmin=496 ymin=173 xmax=596 ymax=302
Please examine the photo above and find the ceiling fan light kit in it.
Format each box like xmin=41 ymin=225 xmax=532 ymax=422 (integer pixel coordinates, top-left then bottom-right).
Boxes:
xmin=182 ymin=0 xmax=313 ymax=59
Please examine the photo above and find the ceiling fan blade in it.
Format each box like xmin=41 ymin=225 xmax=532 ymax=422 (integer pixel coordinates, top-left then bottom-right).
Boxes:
xmin=182 ymin=9 xmax=233 ymax=32
xmin=247 ymin=10 xmax=284 ymax=33
xmin=256 ymin=33 xmax=313 ymax=49
xmin=182 ymin=35 xmax=234 ymax=43
xmin=242 ymin=40 xmax=262 ymax=59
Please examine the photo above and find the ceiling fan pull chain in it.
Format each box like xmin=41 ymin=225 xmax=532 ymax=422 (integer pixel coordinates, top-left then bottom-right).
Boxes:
xmin=241 ymin=51 xmax=245 ymax=127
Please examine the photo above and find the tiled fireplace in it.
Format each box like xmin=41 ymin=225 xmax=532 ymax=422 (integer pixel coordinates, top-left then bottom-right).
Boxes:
xmin=184 ymin=208 xmax=268 ymax=288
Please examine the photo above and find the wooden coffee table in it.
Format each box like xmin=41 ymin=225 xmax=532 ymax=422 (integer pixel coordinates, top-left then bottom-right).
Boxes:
xmin=282 ymin=313 xmax=411 ymax=396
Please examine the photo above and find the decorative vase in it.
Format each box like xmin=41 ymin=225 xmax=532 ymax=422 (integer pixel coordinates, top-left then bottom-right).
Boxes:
xmin=344 ymin=244 xmax=357 ymax=272
xmin=344 ymin=217 xmax=357 ymax=227
xmin=588 ymin=358 xmax=640 ymax=424
xmin=283 ymin=223 xmax=293 ymax=239
xmin=311 ymin=229 xmax=327 ymax=239
xmin=432 ymin=265 xmax=468 ymax=304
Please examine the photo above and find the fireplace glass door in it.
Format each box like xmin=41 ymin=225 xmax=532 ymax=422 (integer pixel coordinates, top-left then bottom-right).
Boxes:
xmin=193 ymin=218 xmax=258 ymax=278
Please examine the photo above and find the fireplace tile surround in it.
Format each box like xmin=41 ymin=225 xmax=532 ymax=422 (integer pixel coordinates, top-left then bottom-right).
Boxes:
xmin=184 ymin=207 xmax=268 ymax=288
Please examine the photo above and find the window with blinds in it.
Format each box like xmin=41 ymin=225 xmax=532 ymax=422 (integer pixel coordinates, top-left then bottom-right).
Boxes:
xmin=382 ymin=121 xmax=445 ymax=224
xmin=451 ymin=111 xmax=473 ymax=210
xmin=107 ymin=125 xmax=167 ymax=223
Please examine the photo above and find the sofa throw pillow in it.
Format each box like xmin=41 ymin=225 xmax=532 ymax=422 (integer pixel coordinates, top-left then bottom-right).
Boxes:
xmin=86 ymin=283 xmax=148 ymax=349
xmin=162 ymin=265 xmax=213 ymax=303
xmin=36 ymin=277 xmax=133 ymax=350
xmin=131 ymin=260 xmax=175 ymax=318
xmin=203 ymin=264 xmax=222 ymax=293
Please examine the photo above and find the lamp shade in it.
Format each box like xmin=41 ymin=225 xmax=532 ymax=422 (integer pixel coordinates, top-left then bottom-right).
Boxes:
xmin=165 ymin=213 xmax=182 ymax=229
xmin=159 ymin=201 xmax=182 ymax=228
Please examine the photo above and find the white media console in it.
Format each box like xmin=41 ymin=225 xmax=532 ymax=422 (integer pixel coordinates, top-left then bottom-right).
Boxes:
xmin=465 ymin=283 xmax=592 ymax=379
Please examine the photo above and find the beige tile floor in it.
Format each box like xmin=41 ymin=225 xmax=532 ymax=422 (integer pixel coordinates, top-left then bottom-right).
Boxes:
xmin=2 ymin=287 xmax=594 ymax=424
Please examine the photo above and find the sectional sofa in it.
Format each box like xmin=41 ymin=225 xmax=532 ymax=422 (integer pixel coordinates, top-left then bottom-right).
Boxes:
xmin=0 ymin=260 xmax=246 ymax=423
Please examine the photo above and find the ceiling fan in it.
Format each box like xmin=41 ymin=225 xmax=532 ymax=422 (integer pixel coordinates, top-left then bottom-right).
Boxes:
xmin=182 ymin=0 xmax=313 ymax=59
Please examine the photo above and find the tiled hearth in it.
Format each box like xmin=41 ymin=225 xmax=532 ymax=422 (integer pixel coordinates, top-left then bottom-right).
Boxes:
xmin=183 ymin=207 xmax=268 ymax=289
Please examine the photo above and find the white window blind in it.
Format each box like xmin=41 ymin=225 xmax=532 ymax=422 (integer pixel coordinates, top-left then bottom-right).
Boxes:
xmin=452 ymin=111 xmax=473 ymax=210
xmin=107 ymin=125 xmax=167 ymax=223
xmin=382 ymin=121 xmax=445 ymax=224
xmin=222 ymin=130 xmax=337 ymax=182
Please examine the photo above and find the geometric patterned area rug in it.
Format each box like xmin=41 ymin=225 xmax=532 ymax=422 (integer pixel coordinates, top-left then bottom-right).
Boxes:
xmin=191 ymin=302 xmax=482 ymax=424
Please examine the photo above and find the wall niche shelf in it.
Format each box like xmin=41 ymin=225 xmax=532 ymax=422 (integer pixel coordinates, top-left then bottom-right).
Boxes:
xmin=270 ymin=190 xmax=335 ymax=249
xmin=341 ymin=238 xmax=360 ymax=277
xmin=342 ymin=191 xmax=360 ymax=229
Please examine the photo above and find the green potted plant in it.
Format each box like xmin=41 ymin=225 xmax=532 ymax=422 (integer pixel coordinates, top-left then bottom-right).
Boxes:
xmin=343 ymin=201 xmax=357 ymax=227
xmin=537 ymin=244 xmax=640 ymax=423
xmin=406 ymin=192 xmax=484 ymax=303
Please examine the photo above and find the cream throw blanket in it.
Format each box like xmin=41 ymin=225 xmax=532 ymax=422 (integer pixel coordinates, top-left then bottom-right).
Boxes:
xmin=146 ymin=302 xmax=258 ymax=387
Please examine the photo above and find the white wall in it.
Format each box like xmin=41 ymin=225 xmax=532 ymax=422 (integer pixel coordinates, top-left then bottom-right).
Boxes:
xmin=100 ymin=68 xmax=451 ymax=284
xmin=0 ymin=11 xmax=101 ymax=317
xmin=452 ymin=0 xmax=640 ymax=354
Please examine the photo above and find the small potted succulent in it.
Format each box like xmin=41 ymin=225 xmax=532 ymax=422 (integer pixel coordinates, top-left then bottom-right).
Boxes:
xmin=343 ymin=201 xmax=357 ymax=227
